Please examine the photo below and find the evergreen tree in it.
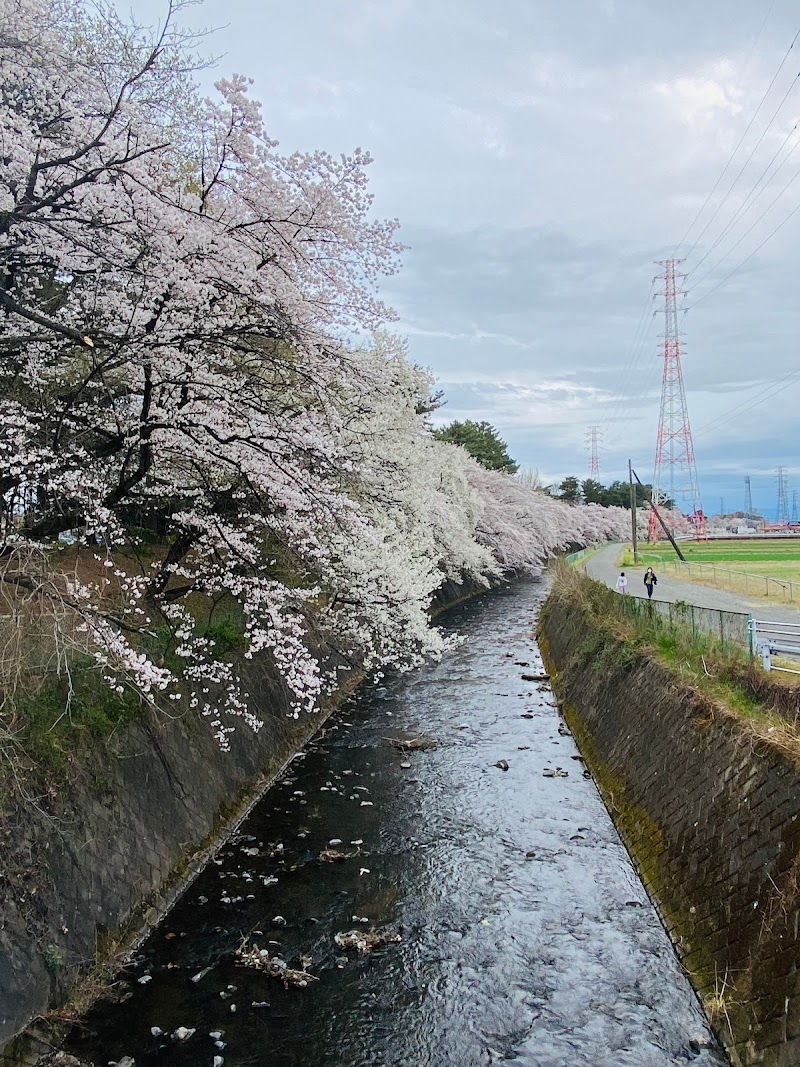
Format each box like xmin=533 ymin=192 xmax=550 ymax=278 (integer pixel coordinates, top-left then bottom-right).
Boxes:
xmin=433 ymin=420 xmax=518 ymax=474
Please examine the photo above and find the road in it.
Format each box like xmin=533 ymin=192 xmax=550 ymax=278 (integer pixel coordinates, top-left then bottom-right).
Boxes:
xmin=585 ymin=543 xmax=800 ymax=624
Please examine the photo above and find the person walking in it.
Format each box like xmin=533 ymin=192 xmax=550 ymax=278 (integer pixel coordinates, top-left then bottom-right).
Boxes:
xmin=643 ymin=567 xmax=658 ymax=599
xmin=615 ymin=572 xmax=628 ymax=595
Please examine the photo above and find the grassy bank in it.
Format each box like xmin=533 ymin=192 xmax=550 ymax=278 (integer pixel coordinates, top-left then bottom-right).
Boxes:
xmin=545 ymin=563 xmax=800 ymax=744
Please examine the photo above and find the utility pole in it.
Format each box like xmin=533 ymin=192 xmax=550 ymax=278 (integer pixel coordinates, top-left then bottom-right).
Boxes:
xmin=649 ymin=258 xmax=705 ymax=541
xmin=629 ymin=459 xmax=638 ymax=563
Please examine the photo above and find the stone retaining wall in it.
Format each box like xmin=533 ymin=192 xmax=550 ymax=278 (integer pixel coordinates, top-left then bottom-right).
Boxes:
xmin=0 ymin=574 xmax=492 ymax=1060
xmin=539 ymin=595 xmax=800 ymax=1067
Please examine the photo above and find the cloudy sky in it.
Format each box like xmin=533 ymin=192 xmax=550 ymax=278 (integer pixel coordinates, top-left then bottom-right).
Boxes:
xmin=125 ymin=0 xmax=800 ymax=518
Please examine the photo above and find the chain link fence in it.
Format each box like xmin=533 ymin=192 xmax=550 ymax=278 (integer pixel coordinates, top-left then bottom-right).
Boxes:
xmin=621 ymin=593 xmax=751 ymax=651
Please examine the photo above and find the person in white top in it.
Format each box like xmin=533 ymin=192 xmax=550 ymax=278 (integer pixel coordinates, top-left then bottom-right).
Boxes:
xmin=615 ymin=572 xmax=628 ymax=594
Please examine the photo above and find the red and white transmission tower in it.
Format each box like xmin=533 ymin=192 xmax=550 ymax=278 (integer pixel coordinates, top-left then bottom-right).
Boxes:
xmin=587 ymin=426 xmax=601 ymax=478
xmin=648 ymin=258 xmax=706 ymax=542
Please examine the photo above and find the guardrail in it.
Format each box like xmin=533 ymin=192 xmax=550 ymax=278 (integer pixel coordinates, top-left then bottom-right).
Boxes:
xmin=749 ymin=618 xmax=800 ymax=673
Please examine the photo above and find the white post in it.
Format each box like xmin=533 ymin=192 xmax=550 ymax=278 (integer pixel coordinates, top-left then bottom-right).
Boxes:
xmin=759 ymin=641 xmax=772 ymax=671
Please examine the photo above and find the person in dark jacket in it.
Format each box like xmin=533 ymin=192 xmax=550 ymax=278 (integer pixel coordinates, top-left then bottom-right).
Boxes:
xmin=643 ymin=567 xmax=658 ymax=599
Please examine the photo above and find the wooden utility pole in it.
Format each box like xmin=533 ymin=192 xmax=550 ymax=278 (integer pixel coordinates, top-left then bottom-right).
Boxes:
xmin=629 ymin=460 xmax=639 ymax=564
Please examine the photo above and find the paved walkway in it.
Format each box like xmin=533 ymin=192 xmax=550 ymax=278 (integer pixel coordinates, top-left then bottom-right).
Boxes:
xmin=585 ymin=543 xmax=800 ymax=625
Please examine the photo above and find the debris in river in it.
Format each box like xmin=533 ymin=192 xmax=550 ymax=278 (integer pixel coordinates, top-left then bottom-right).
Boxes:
xmin=557 ymin=723 xmax=571 ymax=736
xmin=385 ymin=734 xmax=438 ymax=751
xmin=521 ymin=673 xmax=548 ymax=682
xmin=172 ymin=1027 xmax=195 ymax=1041
xmin=319 ymin=847 xmax=354 ymax=862
xmin=400 ymin=761 xmax=412 ymax=769
xmin=494 ymin=760 xmax=509 ymax=771
xmin=191 ymin=966 xmax=213 ymax=983
xmin=32 ymin=1055 xmax=90 ymax=1067
xmin=514 ymin=661 xmax=530 ymax=666
xmin=334 ymin=928 xmax=402 ymax=953
xmin=271 ymin=915 xmax=287 ymax=926
xmin=329 ymin=838 xmax=343 ymax=845
xmin=542 ymin=767 xmax=569 ymax=778
xmin=235 ymin=942 xmax=317 ymax=988
xmin=137 ymin=975 xmax=152 ymax=984
xmin=150 ymin=1026 xmax=163 ymax=1036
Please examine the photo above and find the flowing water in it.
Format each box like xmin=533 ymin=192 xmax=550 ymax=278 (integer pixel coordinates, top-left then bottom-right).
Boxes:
xmin=66 ymin=580 xmax=728 ymax=1067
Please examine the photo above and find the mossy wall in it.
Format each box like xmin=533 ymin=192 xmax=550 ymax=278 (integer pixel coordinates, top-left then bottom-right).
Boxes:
xmin=0 ymin=573 xmax=493 ymax=1058
xmin=539 ymin=596 xmax=800 ymax=1067
xmin=0 ymin=644 xmax=362 ymax=1057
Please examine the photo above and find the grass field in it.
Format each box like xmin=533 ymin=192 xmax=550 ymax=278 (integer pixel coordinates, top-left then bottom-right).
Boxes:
xmin=619 ymin=539 xmax=800 ymax=600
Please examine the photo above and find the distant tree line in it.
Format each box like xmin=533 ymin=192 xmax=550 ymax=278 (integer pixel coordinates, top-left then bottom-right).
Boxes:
xmin=553 ymin=477 xmax=673 ymax=511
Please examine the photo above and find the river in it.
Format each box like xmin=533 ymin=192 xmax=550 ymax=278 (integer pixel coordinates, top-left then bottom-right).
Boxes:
xmin=65 ymin=579 xmax=727 ymax=1067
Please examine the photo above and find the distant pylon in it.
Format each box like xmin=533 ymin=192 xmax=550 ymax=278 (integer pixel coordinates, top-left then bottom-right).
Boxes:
xmin=776 ymin=467 xmax=789 ymax=524
xmin=648 ymin=259 xmax=705 ymax=541
xmin=720 ymin=497 xmax=725 ymax=516
xmin=587 ymin=426 xmax=601 ymax=478
xmin=744 ymin=475 xmax=753 ymax=516
xmin=793 ymin=490 xmax=799 ymax=525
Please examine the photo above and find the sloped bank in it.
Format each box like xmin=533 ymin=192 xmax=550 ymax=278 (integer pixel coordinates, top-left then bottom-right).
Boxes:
xmin=537 ymin=590 xmax=800 ymax=1067
xmin=0 ymin=575 xmax=490 ymax=1062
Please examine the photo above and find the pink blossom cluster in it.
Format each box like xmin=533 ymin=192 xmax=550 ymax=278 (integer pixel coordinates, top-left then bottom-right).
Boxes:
xmin=0 ymin=1 xmax=624 ymax=746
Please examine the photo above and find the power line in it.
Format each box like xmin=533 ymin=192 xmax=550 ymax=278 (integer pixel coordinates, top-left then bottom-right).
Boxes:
xmin=688 ymin=118 xmax=800 ymax=276
xmin=673 ymin=24 xmax=800 ymax=259
xmin=695 ymin=364 xmax=800 ymax=439
xmin=682 ymin=66 xmax=800 ymax=265
xmin=603 ymin=278 xmax=657 ymax=430
xmin=688 ymin=194 xmax=800 ymax=309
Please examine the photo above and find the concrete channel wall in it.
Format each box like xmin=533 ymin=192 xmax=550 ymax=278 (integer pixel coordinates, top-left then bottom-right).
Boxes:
xmin=0 ymin=576 xmax=485 ymax=1061
xmin=539 ymin=595 xmax=800 ymax=1067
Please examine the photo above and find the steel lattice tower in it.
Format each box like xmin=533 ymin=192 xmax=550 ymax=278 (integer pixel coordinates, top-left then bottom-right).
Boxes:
xmin=744 ymin=475 xmax=753 ymax=516
xmin=648 ymin=259 xmax=705 ymax=541
xmin=793 ymin=490 xmax=799 ymax=525
xmin=588 ymin=426 xmax=600 ymax=478
xmin=776 ymin=467 xmax=789 ymax=524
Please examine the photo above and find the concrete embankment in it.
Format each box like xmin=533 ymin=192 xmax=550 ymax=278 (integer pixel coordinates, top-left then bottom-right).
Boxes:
xmin=538 ymin=589 xmax=800 ymax=1067
xmin=0 ymin=575 xmax=489 ymax=1061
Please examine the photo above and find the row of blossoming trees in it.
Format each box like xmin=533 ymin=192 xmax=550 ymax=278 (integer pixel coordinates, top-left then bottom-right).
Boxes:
xmin=0 ymin=0 xmax=628 ymax=745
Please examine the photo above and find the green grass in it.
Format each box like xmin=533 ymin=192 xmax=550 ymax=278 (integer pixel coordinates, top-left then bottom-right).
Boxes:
xmin=545 ymin=563 xmax=789 ymax=730
xmin=617 ymin=538 xmax=800 ymax=597
xmin=634 ymin=538 xmax=800 ymax=566
xmin=10 ymin=664 xmax=142 ymax=782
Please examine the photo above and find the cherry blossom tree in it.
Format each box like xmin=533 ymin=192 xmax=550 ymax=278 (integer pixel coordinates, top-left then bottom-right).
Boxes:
xmin=0 ymin=0 xmax=626 ymax=745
